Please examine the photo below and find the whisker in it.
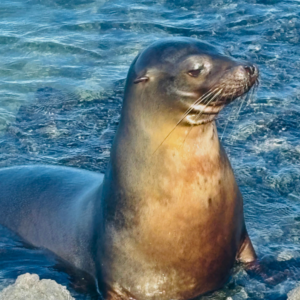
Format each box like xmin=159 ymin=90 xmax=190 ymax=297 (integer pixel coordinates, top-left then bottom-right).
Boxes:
xmin=228 ymin=93 xmax=248 ymax=141
xmin=222 ymin=82 xmax=258 ymax=142
xmin=180 ymin=87 xmax=224 ymax=149
xmin=236 ymin=92 xmax=247 ymax=118
xmin=182 ymin=89 xmax=226 ymax=153
xmin=181 ymin=91 xmax=222 ymax=148
xmin=152 ymin=86 xmax=223 ymax=154
xmin=220 ymin=87 xmax=237 ymax=141
xmin=178 ymin=86 xmax=223 ymax=124
xmin=194 ymin=88 xmax=224 ymax=121
xmin=181 ymin=125 xmax=194 ymax=148
xmin=246 ymin=83 xmax=257 ymax=107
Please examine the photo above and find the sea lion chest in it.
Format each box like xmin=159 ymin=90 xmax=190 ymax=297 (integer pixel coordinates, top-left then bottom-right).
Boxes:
xmin=102 ymin=125 xmax=244 ymax=299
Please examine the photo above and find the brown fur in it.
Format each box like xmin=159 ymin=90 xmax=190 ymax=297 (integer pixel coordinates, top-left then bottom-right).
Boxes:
xmin=101 ymin=38 xmax=258 ymax=299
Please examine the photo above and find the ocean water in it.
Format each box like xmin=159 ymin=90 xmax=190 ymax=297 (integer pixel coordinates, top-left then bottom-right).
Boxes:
xmin=0 ymin=0 xmax=300 ymax=299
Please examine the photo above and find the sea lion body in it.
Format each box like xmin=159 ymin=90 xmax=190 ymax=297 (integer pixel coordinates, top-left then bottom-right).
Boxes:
xmin=0 ymin=37 xmax=258 ymax=299
xmin=0 ymin=165 xmax=104 ymax=276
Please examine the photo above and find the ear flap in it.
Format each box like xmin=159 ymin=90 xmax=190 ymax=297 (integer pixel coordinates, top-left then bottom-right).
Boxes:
xmin=134 ymin=76 xmax=149 ymax=84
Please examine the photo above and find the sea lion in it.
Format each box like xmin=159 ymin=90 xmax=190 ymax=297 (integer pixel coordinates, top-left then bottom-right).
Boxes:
xmin=0 ymin=37 xmax=259 ymax=300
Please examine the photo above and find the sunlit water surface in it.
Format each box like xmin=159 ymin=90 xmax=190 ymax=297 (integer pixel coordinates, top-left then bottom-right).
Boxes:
xmin=0 ymin=0 xmax=300 ymax=299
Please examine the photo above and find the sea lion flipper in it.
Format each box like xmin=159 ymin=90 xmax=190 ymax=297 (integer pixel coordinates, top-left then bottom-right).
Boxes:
xmin=105 ymin=284 xmax=136 ymax=300
xmin=238 ymin=235 xmax=289 ymax=285
xmin=237 ymin=233 xmax=257 ymax=263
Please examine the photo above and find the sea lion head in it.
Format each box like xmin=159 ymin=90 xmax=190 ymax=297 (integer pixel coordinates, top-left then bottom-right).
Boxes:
xmin=123 ymin=37 xmax=258 ymax=127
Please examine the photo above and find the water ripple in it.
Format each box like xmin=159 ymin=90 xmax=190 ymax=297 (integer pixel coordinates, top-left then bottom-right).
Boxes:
xmin=0 ymin=0 xmax=300 ymax=299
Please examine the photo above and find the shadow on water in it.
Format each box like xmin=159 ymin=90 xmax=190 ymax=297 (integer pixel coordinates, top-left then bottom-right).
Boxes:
xmin=3 ymin=84 xmax=124 ymax=173
xmin=0 ymin=224 xmax=101 ymax=299
xmin=0 ymin=225 xmax=95 ymax=299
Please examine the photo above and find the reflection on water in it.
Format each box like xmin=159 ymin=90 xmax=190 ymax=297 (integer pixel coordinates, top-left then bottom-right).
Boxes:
xmin=0 ymin=0 xmax=300 ymax=299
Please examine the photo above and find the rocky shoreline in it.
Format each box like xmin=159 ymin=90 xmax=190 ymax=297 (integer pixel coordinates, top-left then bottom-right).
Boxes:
xmin=0 ymin=273 xmax=74 ymax=300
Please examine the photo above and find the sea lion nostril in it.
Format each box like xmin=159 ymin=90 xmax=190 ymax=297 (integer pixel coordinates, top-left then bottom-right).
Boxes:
xmin=244 ymin=65 xmax=256 ymax=76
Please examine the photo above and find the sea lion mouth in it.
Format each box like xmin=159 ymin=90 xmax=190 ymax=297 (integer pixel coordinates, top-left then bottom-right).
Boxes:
xmin=185 ymin=103 xmax=225 ymax=124
xmin=185 ymin=64 xmax=259 ymax=125
xmin=190 ymin=103 xmax=225 ymax=114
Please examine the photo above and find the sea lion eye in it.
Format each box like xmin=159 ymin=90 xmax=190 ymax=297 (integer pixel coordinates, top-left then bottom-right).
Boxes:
xmin=187 ymin=68 xmax=202 ymax=78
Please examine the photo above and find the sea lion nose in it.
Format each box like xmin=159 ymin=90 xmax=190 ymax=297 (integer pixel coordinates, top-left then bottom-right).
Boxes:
xmin=235 ymin=64 xmax=258 ymax=80
xmin=243 ymin=65 xmax=257 ymax=76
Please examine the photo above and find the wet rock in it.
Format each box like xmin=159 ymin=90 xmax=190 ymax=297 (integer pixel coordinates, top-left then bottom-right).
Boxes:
xmin=226 ymin=287 xmax=249 ymax=299
xmin=277 ymin=250 xmax=300 ymax=262
xmin=0 ymin=273 xmax=74 ymax=300
xmin=288 ymin=285 xmax=300 ymax=300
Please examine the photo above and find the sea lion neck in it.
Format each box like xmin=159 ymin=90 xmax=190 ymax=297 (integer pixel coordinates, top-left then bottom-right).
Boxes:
xmin=103 ymin=111 xmax=224 ymax=226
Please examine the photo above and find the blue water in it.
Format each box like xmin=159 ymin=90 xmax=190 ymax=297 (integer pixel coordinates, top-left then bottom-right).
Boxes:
xmin=0 ymin=0 xmax=300 ymax=299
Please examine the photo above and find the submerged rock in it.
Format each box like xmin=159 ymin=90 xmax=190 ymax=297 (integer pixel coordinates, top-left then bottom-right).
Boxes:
xmin=0 ymin=273 xmax=74 ymax=300
xmin=288 ymin=285 xmax=300 ymax=300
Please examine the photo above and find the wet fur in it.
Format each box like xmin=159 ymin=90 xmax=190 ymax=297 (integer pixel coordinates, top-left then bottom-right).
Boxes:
xmin=0 ymin=37 xmax=258 ymax=300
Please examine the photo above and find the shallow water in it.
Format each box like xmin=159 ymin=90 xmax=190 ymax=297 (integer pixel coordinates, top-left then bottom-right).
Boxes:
xmin=0 ymin=0 xmax=300 ymax=299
